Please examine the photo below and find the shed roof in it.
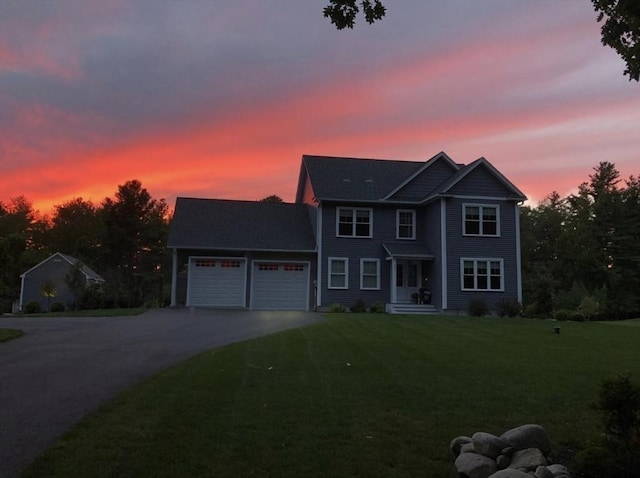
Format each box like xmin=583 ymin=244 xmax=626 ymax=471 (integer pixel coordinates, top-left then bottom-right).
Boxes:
xmin=383 ymin=242 xmax=435 ymax=260
xmin=21 ymin=252 xmax=105 ymax=282
xmin=167 ymin=198 xmax=316 ymax=252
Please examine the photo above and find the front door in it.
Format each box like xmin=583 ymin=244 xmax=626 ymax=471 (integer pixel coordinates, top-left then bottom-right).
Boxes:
xmin=396 ymin=261 xmax=419 ymax=302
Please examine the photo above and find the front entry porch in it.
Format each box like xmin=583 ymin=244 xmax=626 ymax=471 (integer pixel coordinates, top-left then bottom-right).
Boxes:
xmin=383 ymin=242 xmax=439 ymax=315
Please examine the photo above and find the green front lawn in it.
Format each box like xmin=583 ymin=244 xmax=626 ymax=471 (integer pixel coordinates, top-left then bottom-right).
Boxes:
xmin=0 ymin=328 xmax=23 ymax=343
xmin=24 ymin=315 xmax=640 ymax=477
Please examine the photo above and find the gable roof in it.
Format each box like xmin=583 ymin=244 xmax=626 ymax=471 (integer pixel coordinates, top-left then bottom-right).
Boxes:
xmin=299 ymin=153 xmax=526 ymax=203
xmin=429 ymin=157 xmax=527 ymax=201
xmin=299 ymin=155 xmax=424 ymax=201
xmin=382 ymin=151 xmax=459 ymax=200
xmin=21 ymin=252 xmax=105 ymax=281
xmin=168 ymin=198 xmax=316 ymax=252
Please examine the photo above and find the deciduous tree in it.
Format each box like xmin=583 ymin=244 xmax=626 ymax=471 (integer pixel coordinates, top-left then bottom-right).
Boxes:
xmin=592 ymin=0 xmax=640 ymax=81
xmin=323 ymin=0 xmax=386 ymax=29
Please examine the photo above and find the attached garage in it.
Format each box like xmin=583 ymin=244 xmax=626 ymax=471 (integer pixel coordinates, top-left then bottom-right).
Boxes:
xmin=187 ymin=257 xmax=246 ymax=307
xmin=168 ymin=198 xmax=317 ymax=309
xmin=251 ymin=261 xmax=310 ymax=311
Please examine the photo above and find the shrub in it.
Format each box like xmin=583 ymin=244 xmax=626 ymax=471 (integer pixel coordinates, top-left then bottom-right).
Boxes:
xmin=350 ymin=300 xmax=367 ymax=313
xmin=554 ymin=309 xmax=580 ymax=322
xmin=578 ymin=295 xmax=600 ymax=321
xmin=50 ymin=302 xmax=65 ymax=313
xmin=572 ymin=374 xmax=640 ymax=477
xmin=369 ymin=301 xmax=385 ymax=313
xmin=571 ymin=446 xmax=615 ymax=478
xmin=328 ymin=303 xmax=346 ymax=313
xmin=595 ymin=374 xmax=640 ymax=451
xmin=496 ymin=298 xmax=522 ymax=317
xmin=468 ymin=298 xmax=489 ymax=317
xmin=24 ymin=301 xmax=41 ymax=314
xmin=77 ymin=284 xmax=105 ymax=310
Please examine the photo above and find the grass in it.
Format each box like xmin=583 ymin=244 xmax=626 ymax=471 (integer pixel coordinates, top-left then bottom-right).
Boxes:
xmin=0 ymin=328 xmax=23 ymax=343
xmin=24 ymin=315 xmax=640 ymax=478
xmin=17 ymin=308 xmax=146 ymax=318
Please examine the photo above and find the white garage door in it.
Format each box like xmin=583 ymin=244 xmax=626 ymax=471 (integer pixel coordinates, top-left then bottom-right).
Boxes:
xmin=188 ymin=258 xmax=246 ymax=307
xmin=251 ymin=262 xmax=309 ymax=311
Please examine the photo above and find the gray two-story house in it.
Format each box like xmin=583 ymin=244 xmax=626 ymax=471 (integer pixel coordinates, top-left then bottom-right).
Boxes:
xmin=167 ymin=152 xmax=526 ymax=314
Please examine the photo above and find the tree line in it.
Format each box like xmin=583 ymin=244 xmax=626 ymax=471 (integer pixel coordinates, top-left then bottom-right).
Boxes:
xmin=521 ymin=161 xmax=639 ymax=320
xmin=0 ymin=180 xmax=170 ymax=312
xmin=1 ymin=163 xmax=638 ymax=318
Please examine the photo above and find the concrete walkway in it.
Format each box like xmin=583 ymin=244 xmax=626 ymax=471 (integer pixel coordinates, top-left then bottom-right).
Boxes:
xmin=0 ymin=308 xmax=323 ymax=477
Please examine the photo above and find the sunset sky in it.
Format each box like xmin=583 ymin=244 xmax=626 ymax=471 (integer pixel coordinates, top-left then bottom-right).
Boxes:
xmin=1 ymin=0 xmax=638 ymax=215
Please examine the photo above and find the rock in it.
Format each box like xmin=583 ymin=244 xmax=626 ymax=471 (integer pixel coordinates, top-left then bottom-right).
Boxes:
xmin=455 ymin=452 xmax=498 ymax=478
xmin=546 ymin=464 xmax=571 ymax=477
xmin=501 ymin=447 xmax=515 ymax=456
xmin=500 ymin=424 xmax=552 ymax=456
xmin=534 ymin=466 xmax=554 ymax=478
xmin=451 ymin=436 xmax=473 ymax=458
xmin=473 ymin=432 xmax=508 ymax=459
xmin=496 ymin=455 xmax=510 ymax=470
xmin=488 ymin=470 xmax=532 ymax=478
xmin=509 ymin=448 xmax=547 ymax=471
xmin=461 ymin=442 xmax=475 ymax=454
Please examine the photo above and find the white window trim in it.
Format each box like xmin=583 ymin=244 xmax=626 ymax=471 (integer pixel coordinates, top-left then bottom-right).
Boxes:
xmin=336 ymin=207 xmax=373 ymax=238
xmin=462 ymin=203 xmax=500 ymax=237
xmin=328 ymin=257 xmax=349 ymax=289
xmin=360 ymin=258 xmax=380 ymax=290
xmin=396 ymin=209 xmax=416 ymax=240
xmin=460 ymin=258 xmax=504 ymax=292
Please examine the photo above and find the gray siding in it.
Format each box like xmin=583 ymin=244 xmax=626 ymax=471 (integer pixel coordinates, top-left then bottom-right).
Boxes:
xmin=422 ymin=201 xmax=442 ymax=310
xmin=444 ymin=198 xmax=520 ymax=312
xmin=319 ymin=203 xmax=440 ymax=308
xmin=390 ymin=160 xmax=457 ymax=201
xmin=448 ymin=166 xmax=515 ymax=197
xmin=21 ymin=257 xmax=78 ymax=311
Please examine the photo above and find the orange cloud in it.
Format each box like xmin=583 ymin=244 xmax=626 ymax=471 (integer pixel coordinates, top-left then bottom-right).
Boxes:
xmin=1 ymin=5 xmax=637 ymax=216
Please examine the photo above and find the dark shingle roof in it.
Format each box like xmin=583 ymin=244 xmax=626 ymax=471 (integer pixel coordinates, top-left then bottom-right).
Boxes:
xmin=302 ymin=155 xmax=424 ymax=201
xmin=21 ymin=252 xmax=104 ymax=282
xmin=383 ymin=242 xmax=435 ymax=259
xmin=168 ymin=198 xmax=316 ymax=251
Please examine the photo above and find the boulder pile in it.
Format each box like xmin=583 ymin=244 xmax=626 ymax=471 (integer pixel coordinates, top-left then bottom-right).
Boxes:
xmin=451 ymin=424 xmax=570 ymax=478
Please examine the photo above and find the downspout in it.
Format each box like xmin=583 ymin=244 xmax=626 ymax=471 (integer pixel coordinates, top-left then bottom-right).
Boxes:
xmin=170 ymin=248 xmax=178 ymax=307
xmin=440 ymin=198 xmax=447 ymax=310
xmin=316 ymin=203 xmax=322 ymax=308
xmin=515 ymin=201 xmax=523 ymax=304
xmin=19 ymin=274 xmax=25 ymax=312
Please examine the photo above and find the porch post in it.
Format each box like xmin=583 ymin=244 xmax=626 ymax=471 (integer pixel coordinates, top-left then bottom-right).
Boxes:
xmin=170 ymin=248 xmax=178 ymax=307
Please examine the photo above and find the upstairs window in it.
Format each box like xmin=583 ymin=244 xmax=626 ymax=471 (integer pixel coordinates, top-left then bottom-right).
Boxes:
xmin=464 ymin=205 xmax=499 ymax=236
xmin=337 ymin=208 xmax=372 ymax=238
xmin=397 ymin=210 xmax=416 ymax=239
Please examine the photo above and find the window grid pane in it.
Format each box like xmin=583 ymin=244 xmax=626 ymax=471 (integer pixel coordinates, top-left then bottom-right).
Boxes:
xmin=398 ymin=211 xmax=414 ymax=239
xmin=338 ymin=208 xmax=371 ymax=237
xmin=465 ymin=205 xmax=498 ymax=236
xmin=361 ymin=260 xmax=378 ymax=289
xmin=329 ymin=259 xmax=348 ymax=289
xmin=463 ymin=259 xmax=502 ymax=291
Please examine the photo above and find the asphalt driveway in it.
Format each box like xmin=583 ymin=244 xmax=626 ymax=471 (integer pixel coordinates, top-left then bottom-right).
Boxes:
xmin=0 ymin=308 xmax=323 ymax=477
